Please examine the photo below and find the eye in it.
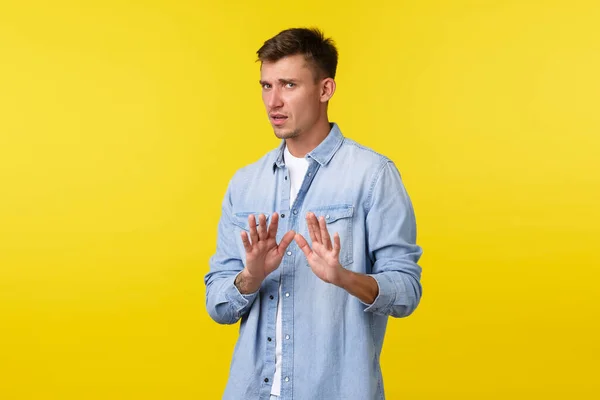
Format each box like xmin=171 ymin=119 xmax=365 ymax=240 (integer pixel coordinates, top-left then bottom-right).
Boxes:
xmin=285 ymin=82 xmax=295 ymax=88
xmin=262 ymin=83 xmax=272 ymax=89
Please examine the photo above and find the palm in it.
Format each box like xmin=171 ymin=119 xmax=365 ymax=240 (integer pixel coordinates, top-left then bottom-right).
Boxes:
xmin=305 ymin=241 xmax=341 ymax=283
xmin=294 ymin=212 xmax=344 ymax=285
xmin=246 ymin=234 xmax=282 ymax=275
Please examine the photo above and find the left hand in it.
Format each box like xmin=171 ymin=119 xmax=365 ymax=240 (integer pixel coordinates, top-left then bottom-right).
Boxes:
xmin=294 ymin=212 xmax=346 ymax=285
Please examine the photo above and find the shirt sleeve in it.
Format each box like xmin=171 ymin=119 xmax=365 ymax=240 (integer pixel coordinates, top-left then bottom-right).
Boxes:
xmin=204 ymin=177 xmax=259 ymax=324
xmin=362 ymin=161 xmax=423 ymax=317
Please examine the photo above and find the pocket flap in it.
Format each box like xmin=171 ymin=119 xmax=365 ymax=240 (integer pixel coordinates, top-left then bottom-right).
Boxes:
xmin=309 ymin=204 xmax=354 ymax=223
xmin=232 ymin=212 xmax=271 ymax=231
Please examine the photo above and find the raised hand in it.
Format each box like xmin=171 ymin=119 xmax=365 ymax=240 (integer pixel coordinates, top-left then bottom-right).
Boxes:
xmin=294 ymin=212 xmax=345 ymax=285
xmin=235 ymin=212 xmax=295 ymax=294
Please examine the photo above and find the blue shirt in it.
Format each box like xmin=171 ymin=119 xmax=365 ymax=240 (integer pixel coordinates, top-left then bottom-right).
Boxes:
xmin=205 ymin=123 xmax=423 ymax=400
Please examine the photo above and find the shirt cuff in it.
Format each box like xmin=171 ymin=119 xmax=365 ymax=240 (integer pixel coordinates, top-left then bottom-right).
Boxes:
xmin=362 ymin=273 xmax=396 ymax=314
xmin=224 ymin=271 xmax=260 ymax=316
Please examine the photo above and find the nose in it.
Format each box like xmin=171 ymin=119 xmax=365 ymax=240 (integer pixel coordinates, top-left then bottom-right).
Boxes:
xmin=267 ymin=87 xmax=283 ymax=109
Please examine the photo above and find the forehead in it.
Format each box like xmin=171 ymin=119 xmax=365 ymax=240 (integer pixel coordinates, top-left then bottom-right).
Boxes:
xmin=260 ymin=54 xmax=314 ymax=81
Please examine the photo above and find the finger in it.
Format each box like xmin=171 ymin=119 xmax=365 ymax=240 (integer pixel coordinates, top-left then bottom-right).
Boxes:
xmin=310 ymin=213 xmax=323 ymax=243
xmin=248 ymin=214 xmax=259 ymax=244
xmin=257 ymin=214 xmax=267 ymax=240
xmin=333 ymin=232 xmax=341 ymax=256
xmin=305 ymin=212 xmax=318 ymax=243
xmin=318 ymin=216 xmax=332 ymax=250
xmin=277 ymin=230 xmax=296 ymax=256
xmin=267 ymin=212 xmax=279 ymax=238
xmin=241 ymin=231 xmax=252 ymax=253
xmin=294 ymin=233 xmax=313 ymax=258
xmin=306 ymin=212 xmax=322 ymax=243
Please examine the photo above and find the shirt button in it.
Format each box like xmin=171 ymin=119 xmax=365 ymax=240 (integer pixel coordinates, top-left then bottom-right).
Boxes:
xmin=287 ymin=251 xmax=292 ymax=256
xmin=284 ymin=377 xmax=290 ymax=382
xmin=285 ymin=335 xmax=290 ymax=340
xmin=285 ymin=292 xmax=290 ymax=297
xmin=308 ymin=172 xmax=312 ymax=176
xmin=293 ymin=209 xmax=298 ymax=215
xmin=325 ymin=214 xmax=330 ymax=220
xmin=281 ymin=213 xmax=285 ymax=218
xmin=267 ymin=337 xmax=272 ymax=342
xmin=264 ymin=378 xmax=269 ymax=383
xmin=269 ymin=295 xmax=274 ymax=300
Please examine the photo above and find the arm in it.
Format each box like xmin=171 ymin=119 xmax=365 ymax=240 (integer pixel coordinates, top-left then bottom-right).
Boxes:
xmin=294 ymin=161 xmax=422 ymax=318
xmin=204 ymin=178 xmax=258 ymax=325
xmin=360 ymin=161 xmax=423 ymax=318
xmin=205 ymin=178 xmax=296 ymax=324
xmin=295 ymin=161 xmax=423 ymax=316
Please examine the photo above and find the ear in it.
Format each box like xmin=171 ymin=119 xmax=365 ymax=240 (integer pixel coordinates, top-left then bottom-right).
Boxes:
xmin=319 ymin=78 xmax=336 ymax=103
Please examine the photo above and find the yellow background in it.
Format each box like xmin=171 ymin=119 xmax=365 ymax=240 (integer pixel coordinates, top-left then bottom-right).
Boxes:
xmin=1 ymin=0 xmax=599 ymax=398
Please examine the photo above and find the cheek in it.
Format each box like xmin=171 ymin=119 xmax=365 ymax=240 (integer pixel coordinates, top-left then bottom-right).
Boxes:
xmin=289 ymin=94 xmax=319 ymax=118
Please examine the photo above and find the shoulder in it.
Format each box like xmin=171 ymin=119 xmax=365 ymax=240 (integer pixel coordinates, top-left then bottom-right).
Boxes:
xmin=336 ymin=137 xmax=406 ymax=206
xmin=338 ymin=137 xmax=395 ymax=174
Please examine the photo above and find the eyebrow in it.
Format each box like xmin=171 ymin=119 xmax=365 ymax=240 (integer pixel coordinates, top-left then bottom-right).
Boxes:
xmin=259 ymin=78 xmax=299 ymax=86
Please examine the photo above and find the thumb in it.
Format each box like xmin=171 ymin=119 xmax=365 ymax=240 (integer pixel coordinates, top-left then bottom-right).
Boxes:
xmin=294 ymin=233 xmax=313 ymax=258
xmin=277 ymin=230 xmax=296 ymax=256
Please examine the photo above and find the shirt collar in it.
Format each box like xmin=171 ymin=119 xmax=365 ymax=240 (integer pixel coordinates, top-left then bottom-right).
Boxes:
xmin=272 ymin=122 xmax=344 ymax=172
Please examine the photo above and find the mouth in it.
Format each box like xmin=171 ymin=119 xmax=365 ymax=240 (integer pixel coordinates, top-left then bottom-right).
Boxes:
xmin=270 ymin=114 xmax=288 ymax=126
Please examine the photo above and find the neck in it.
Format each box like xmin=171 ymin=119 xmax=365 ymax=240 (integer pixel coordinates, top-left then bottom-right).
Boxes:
xmin=285 ymin=118 xmax=331 ymax=158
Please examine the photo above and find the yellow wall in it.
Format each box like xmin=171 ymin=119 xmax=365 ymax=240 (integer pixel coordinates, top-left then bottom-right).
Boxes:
xmin=1 ymin=1 xmax=598 ymax=398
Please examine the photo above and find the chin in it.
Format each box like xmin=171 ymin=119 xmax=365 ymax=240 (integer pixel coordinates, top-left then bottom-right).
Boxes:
xmin=273 ymin=127 xmax=300 ymax=140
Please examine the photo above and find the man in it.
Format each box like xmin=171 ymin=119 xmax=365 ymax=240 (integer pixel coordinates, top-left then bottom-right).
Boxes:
xmin=205 ymin=27 xmax=423 ymax=400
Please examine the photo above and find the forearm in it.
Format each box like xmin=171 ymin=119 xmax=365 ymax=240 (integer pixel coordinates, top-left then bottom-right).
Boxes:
xmin=337 ymin=269 xmax=379 ymax=305
xmin=363 ymin=269 xmax=422 ymax=317
xmin=205 ymin=270 xmax=259 ymax=324
xmin=334 ymin=263 xmax=421 ymax=317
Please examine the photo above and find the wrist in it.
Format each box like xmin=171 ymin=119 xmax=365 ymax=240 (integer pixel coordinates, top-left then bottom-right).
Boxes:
xmin=334 ymin=267 xmax=352 ymax=289
xmin=235 ymin=268 xmax=262 ymax=294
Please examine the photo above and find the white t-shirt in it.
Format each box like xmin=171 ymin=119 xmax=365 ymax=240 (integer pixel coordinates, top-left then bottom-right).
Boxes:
xmin=271 ymin=145 xmax=309 ymax=396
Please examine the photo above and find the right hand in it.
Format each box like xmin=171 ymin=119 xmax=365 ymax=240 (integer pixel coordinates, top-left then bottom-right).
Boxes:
xmin=236 ymin=212 xmax=295 ymax=293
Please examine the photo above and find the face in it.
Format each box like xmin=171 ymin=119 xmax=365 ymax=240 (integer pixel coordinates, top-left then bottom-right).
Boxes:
xmin=260 ymin=54 xmax=330 ymax=139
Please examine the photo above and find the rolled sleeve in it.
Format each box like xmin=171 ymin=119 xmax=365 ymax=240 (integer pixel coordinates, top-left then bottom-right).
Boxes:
xmin=361 ymin=273 xmax=396 ymax=314
xmin=225 ymin=271 xmax=260 ymax=314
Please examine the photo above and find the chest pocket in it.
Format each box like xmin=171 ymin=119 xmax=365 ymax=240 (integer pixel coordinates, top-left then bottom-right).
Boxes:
xmin=305 ymin=204 xmax=354 ymax=267
xmin=232 ymin=211 xmax=272 ymax=232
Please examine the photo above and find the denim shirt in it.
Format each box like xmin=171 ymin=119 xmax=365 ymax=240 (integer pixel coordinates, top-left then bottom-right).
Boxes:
xmin=205 ymin=123 xmax=423 ymax=400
